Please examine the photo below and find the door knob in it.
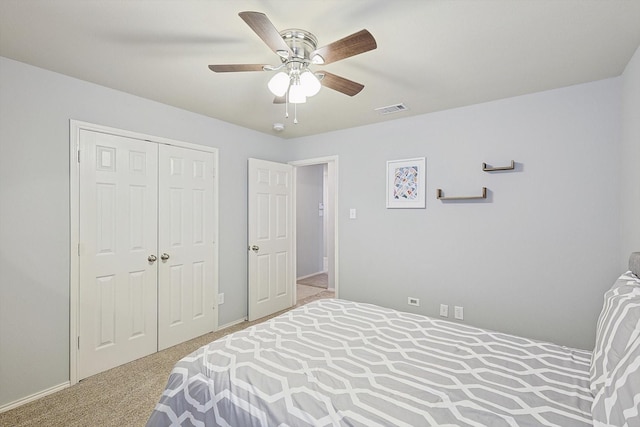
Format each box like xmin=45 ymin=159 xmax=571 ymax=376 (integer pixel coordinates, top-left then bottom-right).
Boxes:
xmin=160 ymin=253 xmax=170 ymax=261
xmin=250 ymin=245 xmax=259 ymax=252
xmin=148 ymin=254 xmax=157 ymax=263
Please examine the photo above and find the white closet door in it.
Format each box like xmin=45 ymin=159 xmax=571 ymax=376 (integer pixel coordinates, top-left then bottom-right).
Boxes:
xmin=247 ymin=158 xmax=294 ymax=321
xmin=158 ymin=144 xmax=217 ymax=350
xmin=78 ymin=130 xmax=158 ymax=380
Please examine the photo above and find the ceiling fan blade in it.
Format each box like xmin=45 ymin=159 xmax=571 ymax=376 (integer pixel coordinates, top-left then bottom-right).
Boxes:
xmin=239 ymin=11 xmax=293 ymax=59
xmin=208 ymin=64 xmax=266 ymax=72
xmin=318 ymin=71 xmax=364 ymax=96
xmin=311 ymin=29 xmax=377 ymax=65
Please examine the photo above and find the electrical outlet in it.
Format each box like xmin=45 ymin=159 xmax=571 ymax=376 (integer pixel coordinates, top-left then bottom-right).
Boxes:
xmin=218 ymin=293 xmax=225 ymax=305
xmin=407 ymin=297 xmax=420 ymax=306
xmin=439 ymin=304 xmax=449 ymax=317
xmin=454 ymin=305 xmax=464 ymax=320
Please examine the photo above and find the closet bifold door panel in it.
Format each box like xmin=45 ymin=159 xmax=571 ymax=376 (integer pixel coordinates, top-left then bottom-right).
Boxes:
xmin=78 ymin=130 xmax=159 ymax=380
xmin=77 ymin=128 xmax=217 ymax=380
xmin=157 ymin=144 xmax=216 ymax=351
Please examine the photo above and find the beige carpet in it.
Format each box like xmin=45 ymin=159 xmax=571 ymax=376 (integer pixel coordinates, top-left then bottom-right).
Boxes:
xmin=297 ymin=272 xmax=328 ymax=288
xmin=297 ymin=283 xmax=330 ymax=300
xmin=0 ymin=290 xmax=335 ymax=427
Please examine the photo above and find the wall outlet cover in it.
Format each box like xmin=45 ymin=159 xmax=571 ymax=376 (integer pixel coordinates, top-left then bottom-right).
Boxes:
xmin=454 ymin=305 xmax=464 ymax=320
xmin=408 ymin=297 xmax=420 ymax=306
xmin=439 ymin=304 xmax=449 ymax=317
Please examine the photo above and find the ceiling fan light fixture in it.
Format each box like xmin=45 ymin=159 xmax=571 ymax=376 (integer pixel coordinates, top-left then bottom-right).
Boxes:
xmin=289 ymin=84 xmax=307 ymax=104
xmin=300 ymin=71 xmax=321 ymax=97
xmin=268 ymin=72 xmax=290 ymax=96
xmin=210 ymin=12 xmax=378 ymax=124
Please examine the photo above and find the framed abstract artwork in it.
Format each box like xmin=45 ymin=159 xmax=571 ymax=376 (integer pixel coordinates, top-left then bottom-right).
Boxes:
xmin=386 ymin=157 xmax=426 ymax=208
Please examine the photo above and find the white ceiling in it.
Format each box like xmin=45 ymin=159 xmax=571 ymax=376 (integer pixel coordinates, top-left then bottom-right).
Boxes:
xmin=1 ymin=0 xmax=639 ymax=139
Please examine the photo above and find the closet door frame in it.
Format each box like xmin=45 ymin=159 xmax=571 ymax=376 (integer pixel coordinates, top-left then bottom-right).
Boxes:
xmin=69 ymin=120 xmax=219 ymax=385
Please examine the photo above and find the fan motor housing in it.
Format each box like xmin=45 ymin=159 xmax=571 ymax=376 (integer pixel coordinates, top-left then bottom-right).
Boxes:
xmin=279 ymin=29 xmax=318 ymax=61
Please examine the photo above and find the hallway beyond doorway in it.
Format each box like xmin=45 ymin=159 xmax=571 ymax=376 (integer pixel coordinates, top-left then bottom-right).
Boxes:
xmin=297 ymin=272 xmax=328 ymax=289
xmin=297 ymin=273 xmax=332 ymax=302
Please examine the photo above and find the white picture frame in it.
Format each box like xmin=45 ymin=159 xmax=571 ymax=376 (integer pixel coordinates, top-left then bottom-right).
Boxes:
xmin=386 ymin=157 xmax=426 ymax=209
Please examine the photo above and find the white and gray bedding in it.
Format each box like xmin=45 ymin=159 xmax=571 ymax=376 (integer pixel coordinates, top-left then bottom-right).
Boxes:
xmin=589 ymin=257 xmax=640 ymax=427
xmin=147 ymin=299 xmax=594 ymax=426
xmin=148 ymin=254 xmax=640 ymax=426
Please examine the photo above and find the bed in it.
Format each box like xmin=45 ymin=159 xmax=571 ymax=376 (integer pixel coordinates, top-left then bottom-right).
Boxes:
xmin=147 ymin=253 xmax=640 ymax=427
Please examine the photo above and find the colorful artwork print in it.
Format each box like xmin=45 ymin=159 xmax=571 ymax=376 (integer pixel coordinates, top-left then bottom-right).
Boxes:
xmin=386 ymin=157 xmax=425 ymax=209
xmin=393 ymin=166 xmax=419 ymax=200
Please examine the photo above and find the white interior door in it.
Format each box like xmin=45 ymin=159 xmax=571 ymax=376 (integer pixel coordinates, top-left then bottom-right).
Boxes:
xmin=76 ymin=125 xmax=218 ymax=379
xmin=78 ymin=130 xmax=158 ymax=380
xmin=158 ymin=144 xmax=217 ymax=350
xmin=248 ymin=158 xmax=294 ymax=321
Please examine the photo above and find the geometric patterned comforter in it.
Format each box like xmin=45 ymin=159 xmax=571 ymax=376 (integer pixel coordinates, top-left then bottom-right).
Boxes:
xmin=146 ymin=299 xmax=593 ymax=426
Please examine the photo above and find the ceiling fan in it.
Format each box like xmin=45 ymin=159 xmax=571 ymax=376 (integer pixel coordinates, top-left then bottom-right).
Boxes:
xmin=209 ymin=11 xmax=377 ymax=123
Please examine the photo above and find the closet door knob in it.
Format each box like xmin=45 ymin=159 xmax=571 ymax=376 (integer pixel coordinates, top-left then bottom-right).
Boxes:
xmin=161 ymin=253 xmax=170 ymax=261
xmin=148 ymin=254 xmax=157 ymax=263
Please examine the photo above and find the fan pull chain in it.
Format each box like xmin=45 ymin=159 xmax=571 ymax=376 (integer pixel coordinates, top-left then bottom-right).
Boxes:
xmin=285 ymin=91 xmax=289 ymax=118
xmin=282 ymin=89 xmax=299 ymax=124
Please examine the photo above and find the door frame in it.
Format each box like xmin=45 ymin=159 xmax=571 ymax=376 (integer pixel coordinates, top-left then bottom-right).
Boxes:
xmin=69 ymin=120 xmax=219 ymax=385
xmin=289 ymin=156 xmax=339 ymax=299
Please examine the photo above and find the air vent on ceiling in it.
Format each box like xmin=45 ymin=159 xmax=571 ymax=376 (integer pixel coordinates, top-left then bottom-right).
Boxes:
xmin=374 ymin=103 xmax=408 ymax=115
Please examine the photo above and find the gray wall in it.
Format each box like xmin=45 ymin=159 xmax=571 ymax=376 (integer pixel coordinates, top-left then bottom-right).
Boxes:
xmin=0 ymin=57 xmax=288 ymax=407
xmin=0 ymin=52 xmax=633 ymax=409
xmin=296 ymin=164 xmax=325 ymax=278
xmin=287 ymin=78 xmax=622 ymax=351
xmin=620 ymin=45 xmax=640 ymax=269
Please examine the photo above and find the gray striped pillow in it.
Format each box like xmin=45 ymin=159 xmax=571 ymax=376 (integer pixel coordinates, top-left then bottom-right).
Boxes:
xmin=629 ymin=252 xmax=640 ymax=278
xmin=592 ymin=335 xmax=640 ymax=426
xmin=590 ymin=272 xmax=640 ymax=396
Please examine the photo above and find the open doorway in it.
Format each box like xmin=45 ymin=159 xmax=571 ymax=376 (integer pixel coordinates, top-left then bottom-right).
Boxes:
xmin=291 ymin=157 xmax=338 ymax=304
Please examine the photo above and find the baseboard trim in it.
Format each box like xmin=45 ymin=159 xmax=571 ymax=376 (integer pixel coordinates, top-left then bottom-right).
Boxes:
xmin=296 ymin=271 xmax=326 ymax=281
xmin=0 ymin=381 xmax=70 ymax=414
xmin=217 ymin=317 xmax=247 ymax=331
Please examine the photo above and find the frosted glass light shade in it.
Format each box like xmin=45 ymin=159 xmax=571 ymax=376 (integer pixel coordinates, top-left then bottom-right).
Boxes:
xmin=289 ymin=84 xmax=307 ymax=104
xmin=300 ymin=71 xmax=321 ymax=97
xmin=268 ymin=72 xmax=289 ymax=97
